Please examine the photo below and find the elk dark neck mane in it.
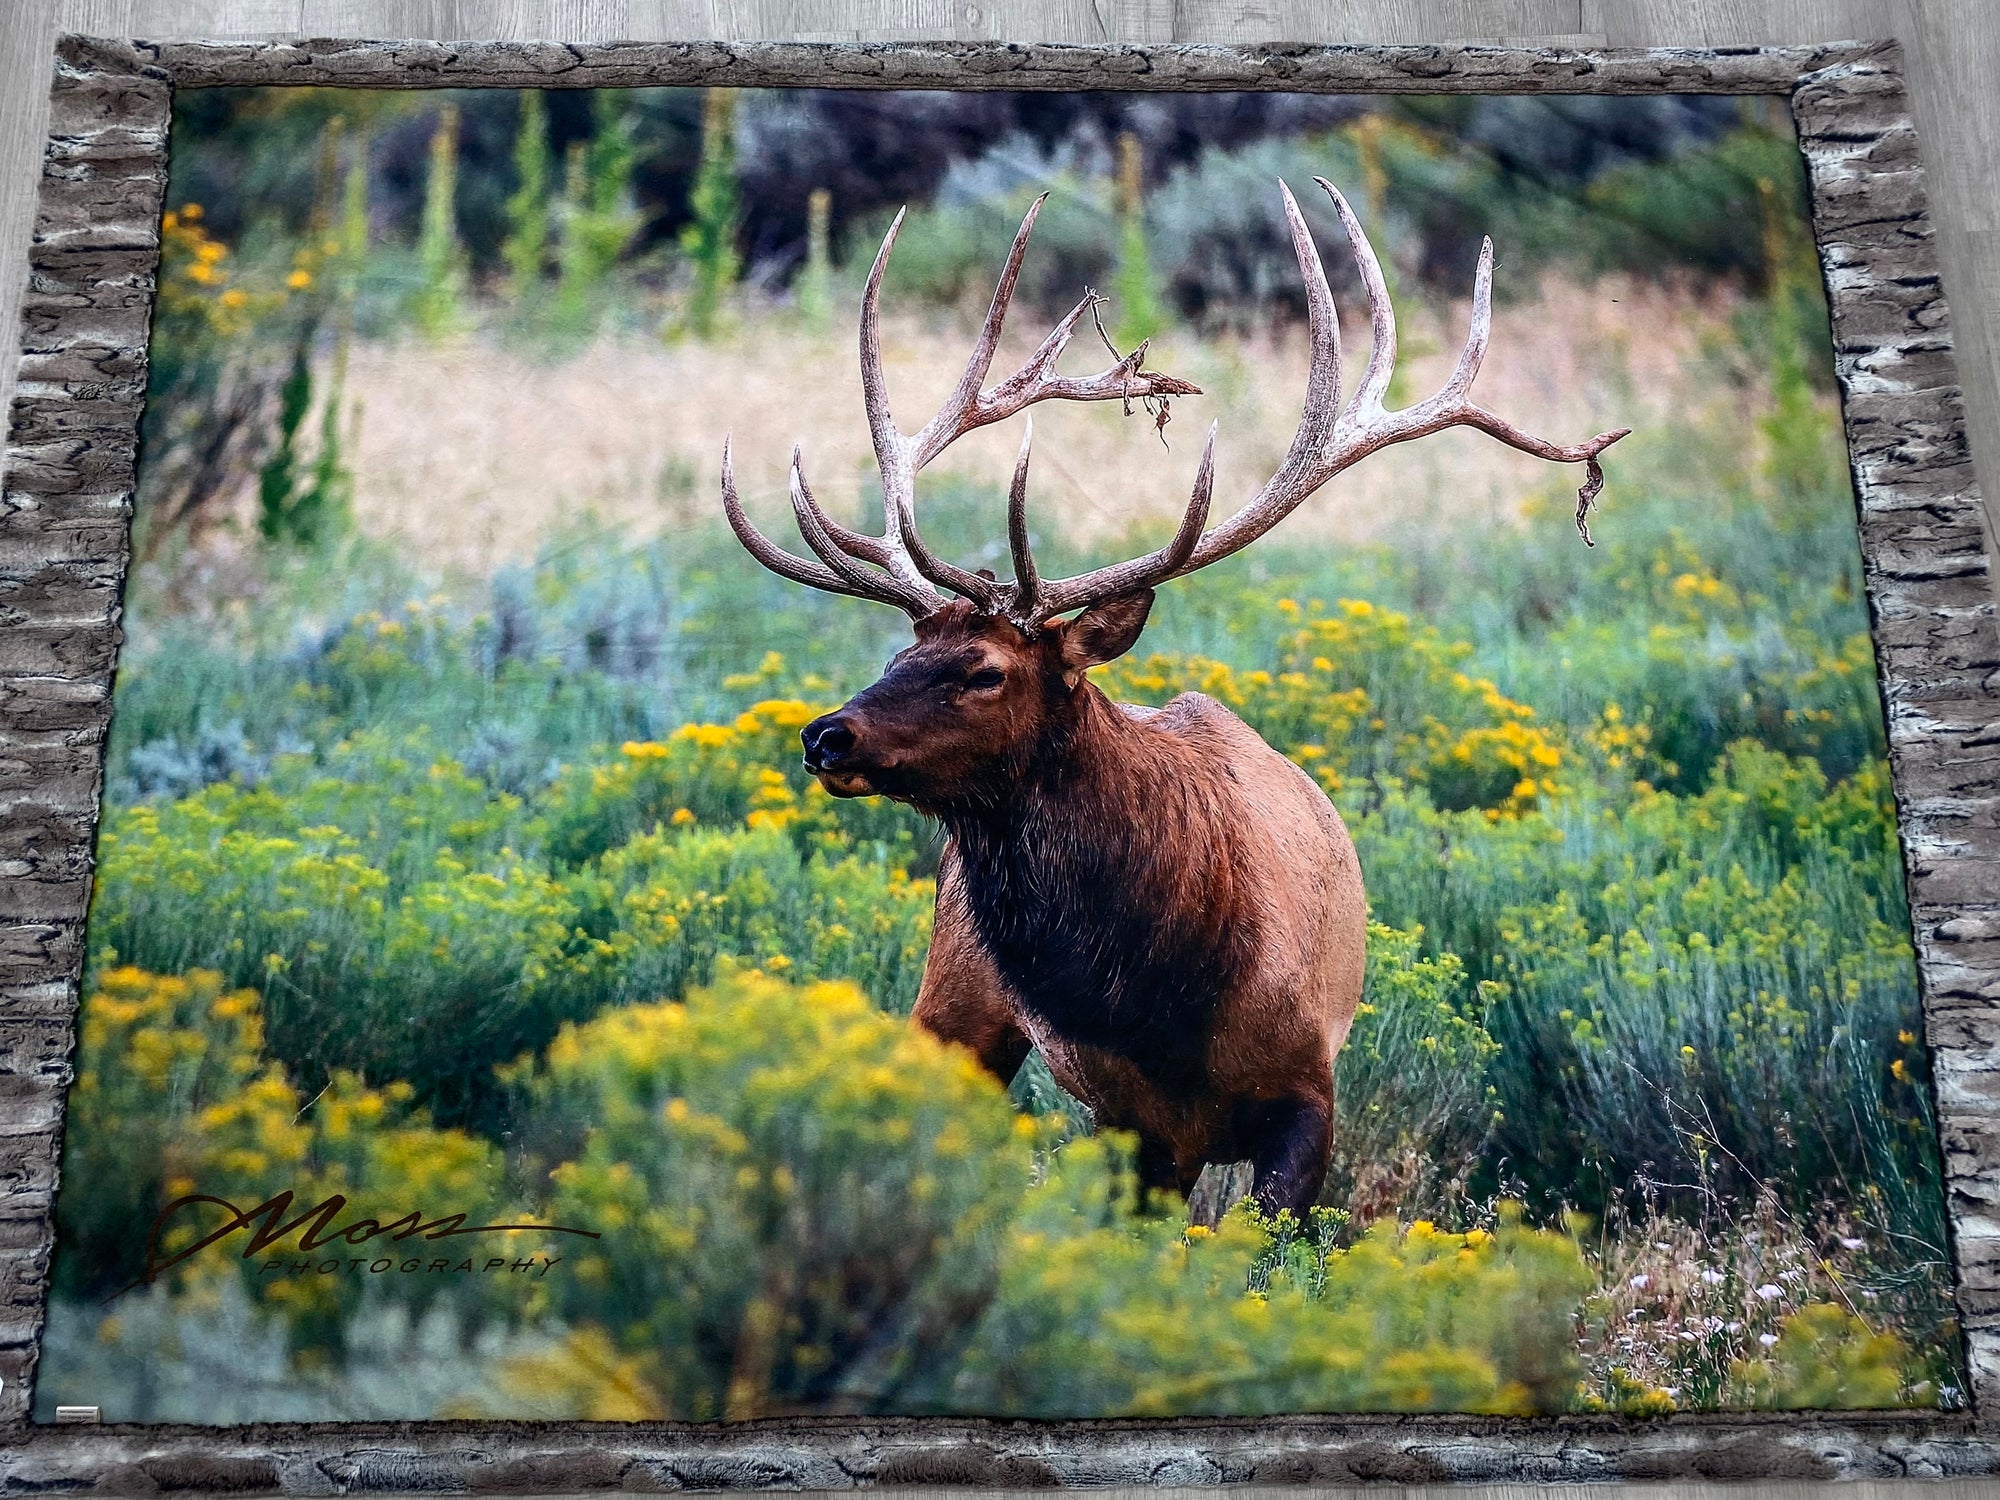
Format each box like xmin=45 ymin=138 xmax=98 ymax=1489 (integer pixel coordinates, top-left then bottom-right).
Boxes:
xmin=939 ymin=685 xmax=1255 ymax=1084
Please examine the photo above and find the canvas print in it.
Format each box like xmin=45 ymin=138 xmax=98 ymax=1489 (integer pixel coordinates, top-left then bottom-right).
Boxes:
xmin=34 ymin=82 xmax=1962 ymax=1421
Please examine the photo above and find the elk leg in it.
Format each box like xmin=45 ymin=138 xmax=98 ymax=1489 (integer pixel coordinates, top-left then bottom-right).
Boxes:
xmin=1134 ymin=1133 xmax=1189 ymax=1206
xmin=914 ymin=842 xmax=1034 ymax=1086
xmin=1234 ymin=1096 xmax=1333 ymax=1220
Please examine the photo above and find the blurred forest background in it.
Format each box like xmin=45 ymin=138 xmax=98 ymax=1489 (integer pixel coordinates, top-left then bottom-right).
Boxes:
xmin=35 ymin=84 xmax=1961 ymax=1422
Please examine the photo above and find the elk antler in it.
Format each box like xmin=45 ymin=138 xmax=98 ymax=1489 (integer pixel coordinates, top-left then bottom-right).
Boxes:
xmin=720 ymin=193 xmax=1202 ymax=620
xmin=722 ymin=178 xmax=1629 ymax=629
xmin=1021 ymin=179 xmax=1631 ymax=624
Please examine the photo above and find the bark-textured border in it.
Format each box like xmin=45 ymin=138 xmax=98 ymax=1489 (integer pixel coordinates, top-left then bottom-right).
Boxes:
xmin=2 ymin=35 xmax=1997 ymax=1490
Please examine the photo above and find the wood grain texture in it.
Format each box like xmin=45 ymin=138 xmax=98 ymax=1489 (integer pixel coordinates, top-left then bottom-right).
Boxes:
xmin=1 ymin=12 xmax=1999 ymax=1500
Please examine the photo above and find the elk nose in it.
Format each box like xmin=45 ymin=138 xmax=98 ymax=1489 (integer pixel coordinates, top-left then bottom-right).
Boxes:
xmin=802 ymin=715 xmax=857 ymax=767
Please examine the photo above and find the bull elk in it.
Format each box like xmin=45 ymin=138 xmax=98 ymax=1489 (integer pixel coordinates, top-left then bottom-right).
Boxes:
xmin=722 ymin=177 xmax=1628 ymax=1216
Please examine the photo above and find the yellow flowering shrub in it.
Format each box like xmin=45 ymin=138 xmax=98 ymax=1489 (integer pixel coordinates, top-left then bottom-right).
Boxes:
xmin=89 ymin=789 xmax=580 ymax=1125
xmin=1104 ymin=598 xmax=1565 ymax=814
xmin=157 ymin=202 xmax=338 ymax=337
xmin=504 ymin=966 xmax=1028 ymax=1419
xmin=562 ymin=822 xmax=936 ymax=1015
xmin=941 ymin=1142 xmax=1592 ymax=1416
xmin=539 ymin=698 xmax=925 ymax=867
xmin=57 ymin=967 xmax=274 ymax=1302
xmin=1579 ymin=701 xmax=1668 ymax=785
xmin=55 ymin=969 xmax=519 ymax=1359
xmin=1731 ymin=1303 xmax=1911 ymax=1409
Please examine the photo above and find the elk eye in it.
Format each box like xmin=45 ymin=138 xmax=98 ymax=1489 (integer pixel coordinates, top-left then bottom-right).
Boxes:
xmin=966 ymin=668 xmax=1005 ymax=691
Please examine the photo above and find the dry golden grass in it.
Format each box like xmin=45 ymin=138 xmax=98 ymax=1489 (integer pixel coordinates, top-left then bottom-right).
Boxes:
xmin=342 ymin=275 xmax=1739 ymax=576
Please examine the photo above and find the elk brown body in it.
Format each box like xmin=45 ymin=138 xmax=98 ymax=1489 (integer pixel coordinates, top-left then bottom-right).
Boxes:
xmin=803 ymin=598 xmax=1368 ymax=1210
xmin=721 ymin=178 xmax=1628 ymax=1215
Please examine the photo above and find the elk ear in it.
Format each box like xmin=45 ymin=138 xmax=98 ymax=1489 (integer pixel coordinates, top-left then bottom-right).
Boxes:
xmin=1057 ymin=590 xmax=1154 ymax=686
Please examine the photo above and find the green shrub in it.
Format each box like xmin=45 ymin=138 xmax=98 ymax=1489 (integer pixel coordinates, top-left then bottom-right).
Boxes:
xmin=412 ymin=104 xmax=470 ymax=339
xmin=535 ymin=698 xmax=925 ymax=870
xmin=1111 ymin=131 xmax=1166 ymax=346
xmin=1733 ymin=1304 xmax=1913 ymax=1410
xmin=678 ymin=88 xmax=741 ymax=338
xmin=1339 ymin=742 xmax=1928 ymax=1227
xmin=1334 ymin=924 xmax=1499 ymax=1219
xmin=54 ymin=967 xmax=516 ymax=1356
xmin=1489 ymin=756 xmax=1928 ymax=1219
xmin=941 ymin=1142 xmax=1591 ymax=1416
xmin=1585 ymin=123 xmax=1817 ymax=291
xmin=552 ymin=91 xmax=642 ymax=335
xmin=501 ymin=90 xmax=551 ymax=297
xmin=506 ymin=967 xmax=1028 ymax=1418
xmin=857 ymin=178 xmax=1114 ymax=320
xmin=564 ymin=823 xmax=935 ymax=1016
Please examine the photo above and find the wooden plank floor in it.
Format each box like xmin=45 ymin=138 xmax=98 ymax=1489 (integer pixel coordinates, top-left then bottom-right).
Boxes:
xmin=2 ymin=4 xmax=1998 ymax=1497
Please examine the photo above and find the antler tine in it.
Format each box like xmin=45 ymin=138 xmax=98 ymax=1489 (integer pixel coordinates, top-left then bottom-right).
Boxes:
xmin=856 ymin=209 xmax=946 ymax=595
xmin=1316 ymin=178 xmax=1394 ymax=420
xmin=1006 ymin=418 xmax=1042 ymax=620
xmin=1029 ymin=422 xmax=1216 ymax=624
xmin=776 ymin=438 xmax=897 ymax=568
xmin=722 ymin=437 xmax=921 ymax=611
xmin=788 ymin=448 xmax=943 ymax=617
xmin=859 ymin=207 xmax=910 ymax=490
xmin=1398 ymin=233 xmax=1629 ymax=537
xmin=1441 ymin=236 xmax=1495 ymax=401
xmin=910 ymin=194 xmax=1047 ymax=467
xmin=1168 ymin=185 xmax=1344 ymax=573
xmin=889 ymin=487 xmax=1006 ymax=612
xmin=813 ymin=497 xmax=898 ymax=569
xmin=1283 ymin=180 xmax=1343 ymax=425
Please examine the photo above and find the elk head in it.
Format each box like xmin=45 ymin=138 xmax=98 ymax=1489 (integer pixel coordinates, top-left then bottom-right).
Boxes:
xmin=795 ymin=593 xmax=1156 ymax=813
xmin=723 ymin=179 xmax=1630 ymax=814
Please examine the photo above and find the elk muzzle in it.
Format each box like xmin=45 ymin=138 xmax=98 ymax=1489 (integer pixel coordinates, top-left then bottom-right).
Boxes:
xmin=801 ymin=712 xmax=876 ymax=797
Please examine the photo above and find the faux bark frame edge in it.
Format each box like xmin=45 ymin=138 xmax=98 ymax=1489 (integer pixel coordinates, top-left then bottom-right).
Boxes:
xmin=3 ymin=34 xmax=1995 ymax=1488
